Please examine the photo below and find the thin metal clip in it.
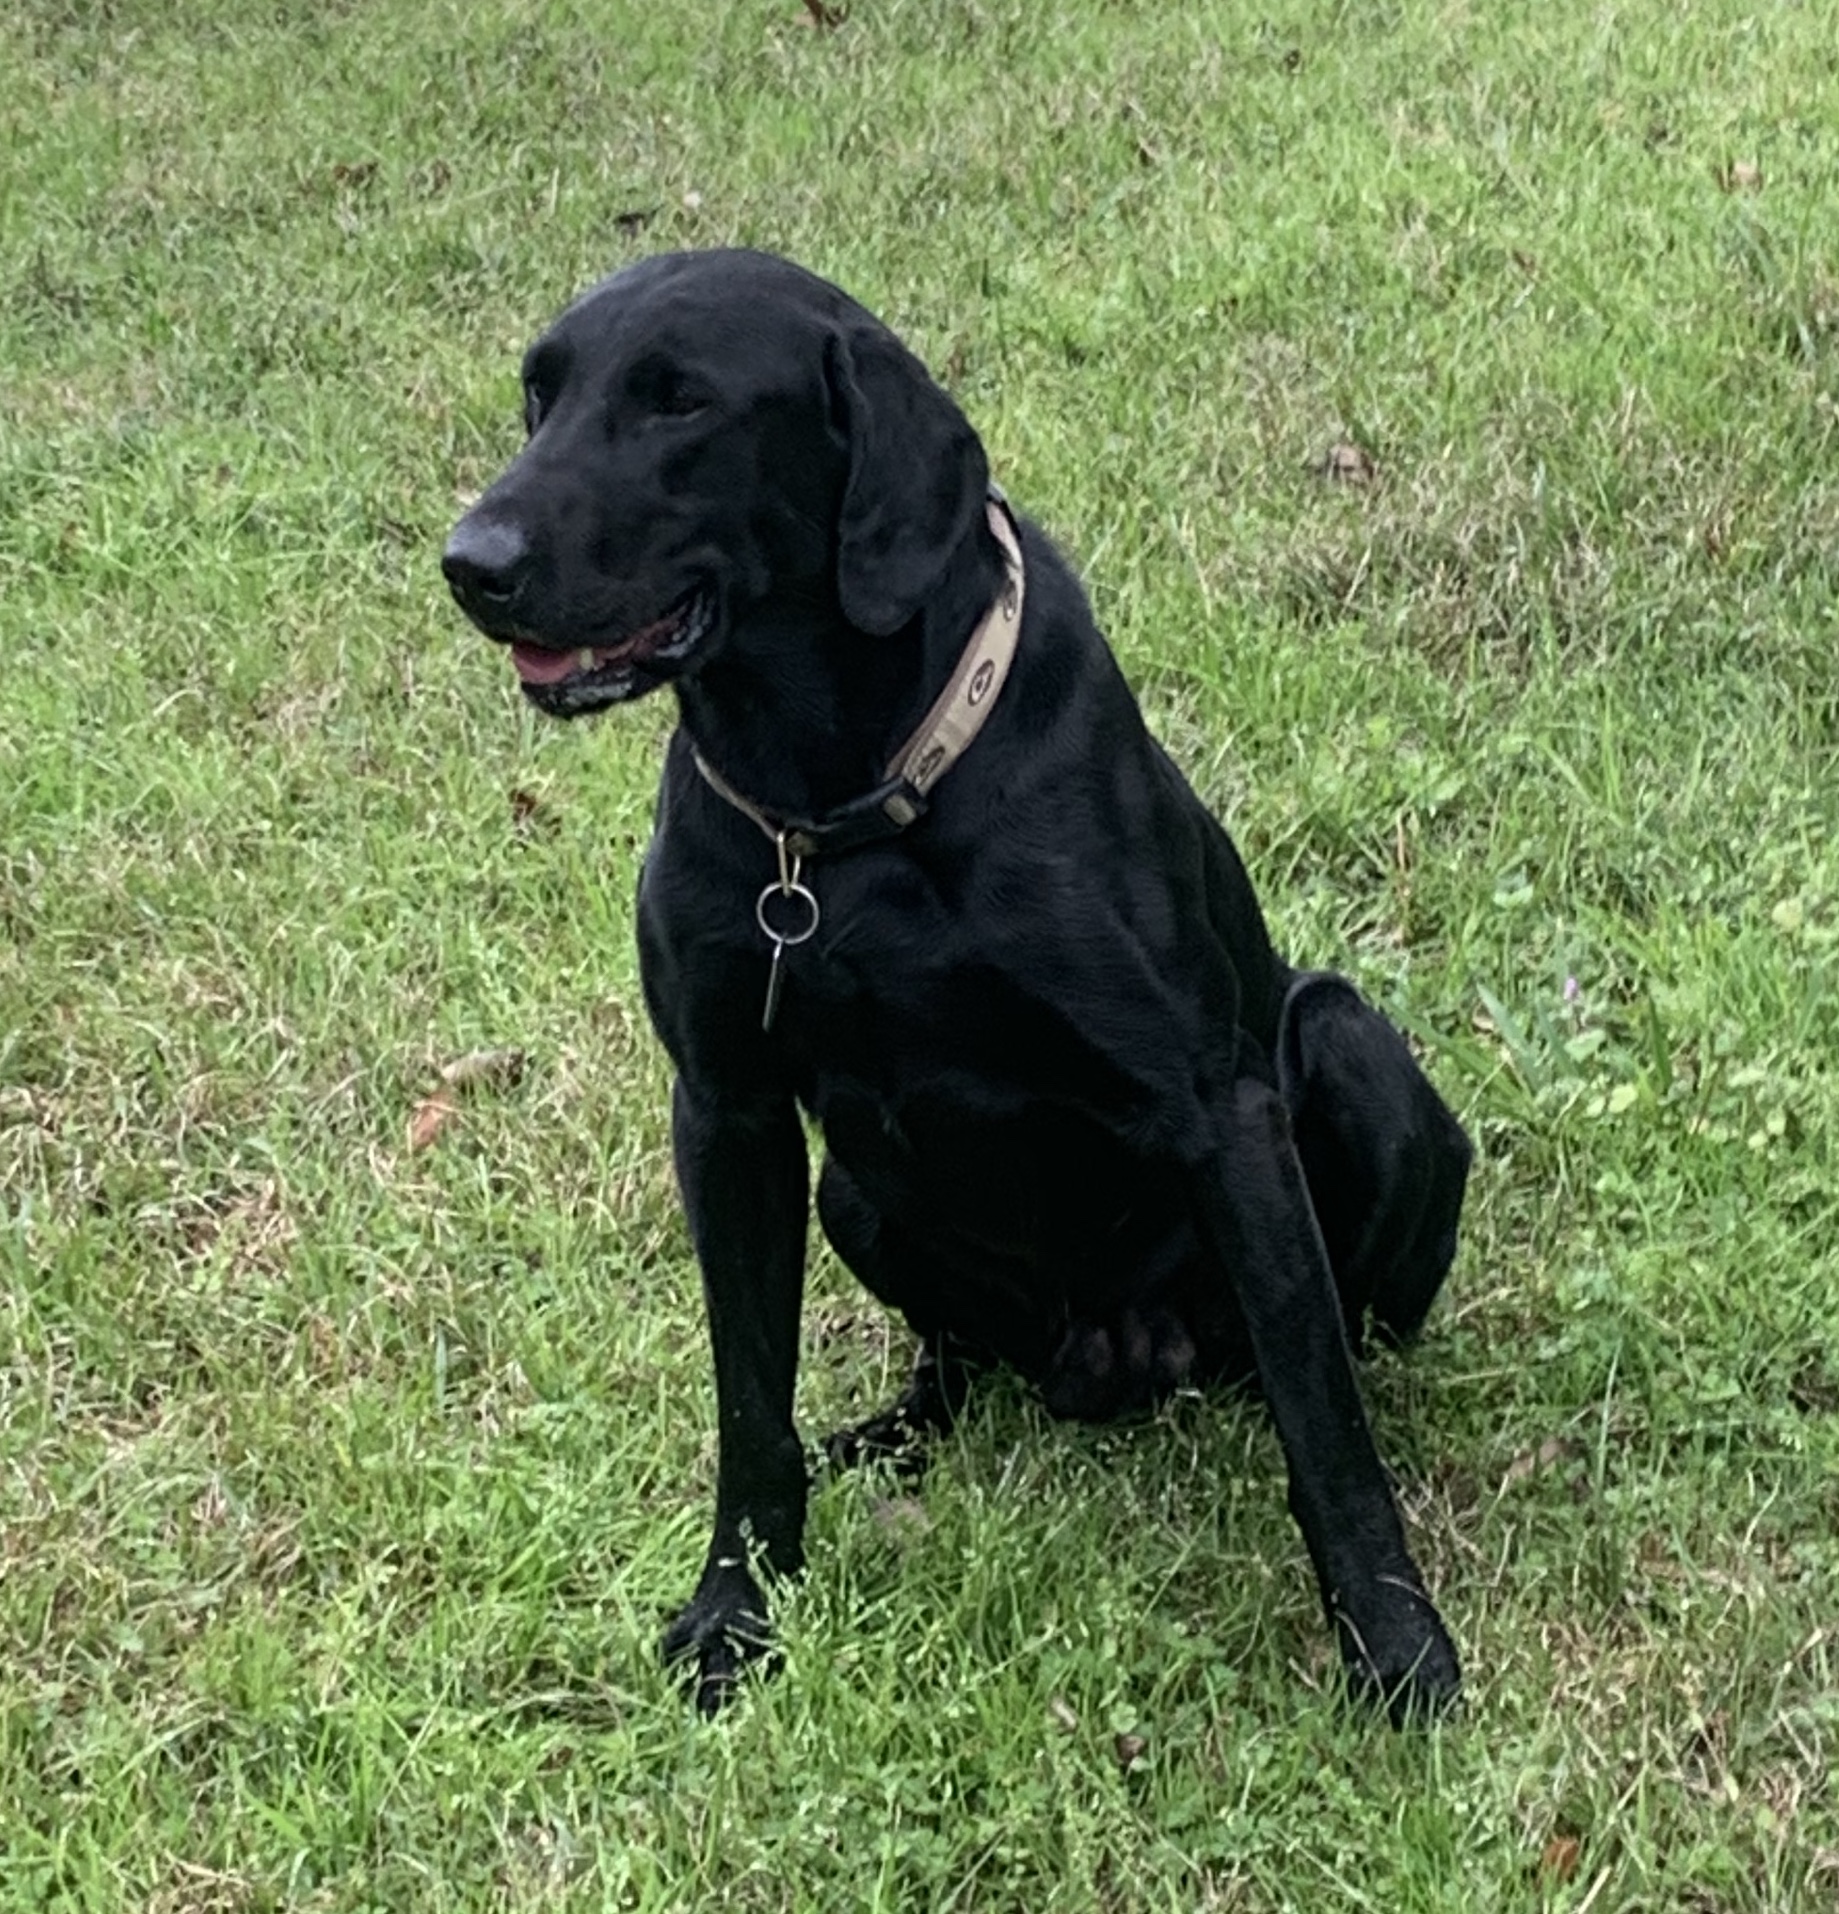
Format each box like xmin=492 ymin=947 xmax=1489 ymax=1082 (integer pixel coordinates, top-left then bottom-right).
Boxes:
xmin=757 ymin=831 xmax=820 ymax=1033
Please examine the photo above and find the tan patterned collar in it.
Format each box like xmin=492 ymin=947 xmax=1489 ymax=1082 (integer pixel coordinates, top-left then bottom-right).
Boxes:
xmin=691 ymin=490 xmax=1025 ymax=860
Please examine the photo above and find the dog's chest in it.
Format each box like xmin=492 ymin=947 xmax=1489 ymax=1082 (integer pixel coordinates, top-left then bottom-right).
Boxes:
xmin=643 ymin=805 xmax=1243 ymax=1168
xmin=770 ymin=885 xmax=1204 ymax=1189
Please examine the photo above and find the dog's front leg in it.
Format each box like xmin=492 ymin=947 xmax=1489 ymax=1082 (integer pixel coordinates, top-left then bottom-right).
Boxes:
xmin=1195 ymin=1076 xmax=1460 ymax=1723
xmin=660 ymin=1077 xmax=809 ymax=1715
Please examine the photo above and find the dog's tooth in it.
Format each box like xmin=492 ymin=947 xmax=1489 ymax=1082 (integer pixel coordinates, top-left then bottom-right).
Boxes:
xmin=577 ymin=647 xmax=596 ymax=671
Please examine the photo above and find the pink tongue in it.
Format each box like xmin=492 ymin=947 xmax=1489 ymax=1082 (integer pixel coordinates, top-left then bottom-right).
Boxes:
xmin=511 ymin=644 xmax=587 ymax=685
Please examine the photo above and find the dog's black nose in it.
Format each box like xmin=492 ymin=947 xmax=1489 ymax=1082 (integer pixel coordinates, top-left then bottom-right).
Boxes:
xmin=442 ymin=516 xmax=532 ymax=611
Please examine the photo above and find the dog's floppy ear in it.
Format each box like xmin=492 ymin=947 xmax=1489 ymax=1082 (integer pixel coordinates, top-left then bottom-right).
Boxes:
xmin=826 ymin=324 xmax=989 ymax=636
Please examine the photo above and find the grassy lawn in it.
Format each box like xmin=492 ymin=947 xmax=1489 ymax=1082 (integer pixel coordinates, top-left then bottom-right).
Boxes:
xmin=3 ymin=0 xmax=1836 ymax=1907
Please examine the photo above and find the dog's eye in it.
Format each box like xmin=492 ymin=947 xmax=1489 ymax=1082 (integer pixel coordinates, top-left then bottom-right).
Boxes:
xmin=520 ymin=341 xmax=568 ymax=438
xmin=654 ymin=382 xmax=711 ymax=420
xmin=627 ymin=354 xmax=712 ymax=423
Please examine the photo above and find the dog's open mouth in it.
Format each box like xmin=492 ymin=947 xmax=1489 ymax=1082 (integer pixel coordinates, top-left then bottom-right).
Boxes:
xmin=512 ymin=588 xmax=714 ymax=713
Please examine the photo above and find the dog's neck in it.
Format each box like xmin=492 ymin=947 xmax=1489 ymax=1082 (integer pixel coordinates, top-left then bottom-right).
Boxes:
xmin=673 ymin=521 xmax=1009 ymax=823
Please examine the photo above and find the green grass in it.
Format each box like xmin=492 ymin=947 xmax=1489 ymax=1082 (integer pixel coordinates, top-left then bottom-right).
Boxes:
xmin=3 ymin=0 xmax=1837 ymax=1907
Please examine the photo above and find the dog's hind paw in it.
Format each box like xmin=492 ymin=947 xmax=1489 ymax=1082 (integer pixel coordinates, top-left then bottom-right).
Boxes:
xmin=822 ymin=1403 xmax=934 ymax=1476
xmin=1335 ymin=1583 xmax=1462 ymax=1727
xmin=821 ymin=1332 xmax=981 ymax=1474
xmin=662 ymin=1564 xmax=775 ymax=1717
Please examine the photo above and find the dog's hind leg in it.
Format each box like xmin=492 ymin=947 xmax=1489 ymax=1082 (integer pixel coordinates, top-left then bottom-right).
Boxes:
xmin=1276 ymin=972 xmax=1472 ymax=1350
xmin=816 ymin=1156 xmax=985 ymax=1472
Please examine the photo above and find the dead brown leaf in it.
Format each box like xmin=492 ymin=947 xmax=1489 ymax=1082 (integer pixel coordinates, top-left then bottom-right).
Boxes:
xmin=407 ymin=1089 xmax=458 ymax=1152
xmin=407 ymin=1049 xmax=527 ymax=1151
xmin=800 ymin=0 xmax=847 ymax=25
xmin=1716 ymin=158 xmax=1763 ymax=193
xmin=509 ymin=787 xmax=557 ymax=834
xmin=1114 ymin=1732 xmax=1148 ymax=1772
xmin=1500 ymin=1434 xmax=1583 ymax=1491
xmin=439 ymin=1047 xmax=527 ymax=1091
xmin=1318 ymin=441 xmax=1376 ymax=484
xmin=1538 ymin=1834 xmax=1582 ymax=1883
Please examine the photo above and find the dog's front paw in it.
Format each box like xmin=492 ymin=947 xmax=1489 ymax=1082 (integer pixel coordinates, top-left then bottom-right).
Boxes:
xmin=662 ymin=1561 xmax=775 ymax=1717
xmin=1335 ymin=1580 xmax=1462 ymax=1726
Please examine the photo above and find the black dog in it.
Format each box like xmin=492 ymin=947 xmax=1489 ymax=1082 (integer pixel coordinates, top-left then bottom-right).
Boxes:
xmin=444 ymin=249 xmax=1471 ymax=1722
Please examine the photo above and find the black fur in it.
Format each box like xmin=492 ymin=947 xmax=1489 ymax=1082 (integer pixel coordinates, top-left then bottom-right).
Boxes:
xmin=445 ymin=248 xmax=1472 ymax=1723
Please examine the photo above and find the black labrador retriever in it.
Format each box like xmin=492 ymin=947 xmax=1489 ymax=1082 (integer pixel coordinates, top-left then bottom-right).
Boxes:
xmin=443 ymin=248 xmax=1471 ymax=1722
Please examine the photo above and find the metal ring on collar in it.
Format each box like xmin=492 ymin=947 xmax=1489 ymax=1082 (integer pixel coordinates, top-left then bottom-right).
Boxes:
xmin=756 ymin=880 xmax=820 ymax=946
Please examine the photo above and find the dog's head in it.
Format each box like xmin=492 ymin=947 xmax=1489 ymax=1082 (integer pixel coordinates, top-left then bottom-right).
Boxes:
xmin=443 ymin=248 xmax=989 ymax=718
